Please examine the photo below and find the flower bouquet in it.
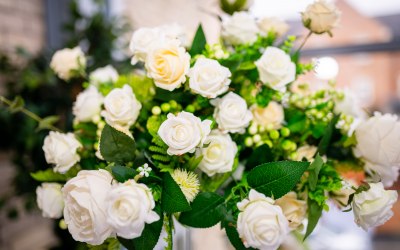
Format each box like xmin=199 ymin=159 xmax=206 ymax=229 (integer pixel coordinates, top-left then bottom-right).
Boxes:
xmin=6 ymin=1 xmax=398 ymax=249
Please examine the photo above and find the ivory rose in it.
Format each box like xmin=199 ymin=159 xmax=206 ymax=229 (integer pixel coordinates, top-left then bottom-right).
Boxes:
xmin=36 ymin=183 xmax=64 ymax=219
xmin=73 ymin=86 xmax=103 ymax=123
xmin=251 ymin=101 xmax=284 ymax=129
xmin=275 ymin=192 xmax=307 ymax=230
xmin=222 ymin=12 xmax=259 ymax=45
xmin=302 ymin=0 xmax=341 ymax=34
xmin=50 ymin=47 xmax=86 ymax=81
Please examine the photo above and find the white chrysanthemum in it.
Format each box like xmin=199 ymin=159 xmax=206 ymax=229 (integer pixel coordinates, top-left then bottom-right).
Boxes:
xmin=171 ymin=169 xmax=200 ymax=202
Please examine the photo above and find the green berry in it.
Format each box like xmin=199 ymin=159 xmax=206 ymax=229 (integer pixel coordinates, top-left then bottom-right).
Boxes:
xmin=280 ymin=127 xmax=290 ymax=137
xmin=161 ymin=103 xmax=171 ymax=112
xmin=269 ymin=130 xmax=280 ymax=140
xmin=151 ymin=106 xmax=161 ymax=115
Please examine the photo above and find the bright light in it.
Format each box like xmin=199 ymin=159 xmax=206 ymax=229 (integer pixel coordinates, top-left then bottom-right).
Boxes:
xmin=314 ymin=57 xmax=339 ymax=80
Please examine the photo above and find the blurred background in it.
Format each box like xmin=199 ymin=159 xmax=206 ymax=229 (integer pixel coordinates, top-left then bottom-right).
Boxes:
xmin=0 ymin=0 xmax=400 ymax=249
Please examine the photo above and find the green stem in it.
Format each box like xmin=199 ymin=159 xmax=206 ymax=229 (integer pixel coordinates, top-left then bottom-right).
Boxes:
xmin=296 ymin=31 xmax=313 ymax=54
xmin=164 ymin=214 xmax=174 ymax=250
xmin=0 ymin=95 xmax=62 ymax=132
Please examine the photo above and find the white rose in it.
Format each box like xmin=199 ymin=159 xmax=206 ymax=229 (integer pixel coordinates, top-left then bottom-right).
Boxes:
xmin=89 ymin=65 xmax=119 ymax=87
xmin=302 ymin=0 xmax=341 ymax=34
xmin=43 ymin=131 xmax=82 ymax=173
xmin=222 ymin=12 xmax=259 ymax=45
xmin=159 ymin=23 xmax=191 ymax=47
xmin=129 ymin=27 xmax=161 ymax=64
xmin=354 ymin=112 xmax=400 ymax=187
xmin=275 ymin=192 xmax=307 ymax=230
xmin=101 ymin=84 xmax=142 ymax=130
xmin=251 ymin=101 xmax=284 ymax=129
xmin=196 ymin=130 xmax=238 ymax=177
xmin=158 ymin=111 xmax=212 ymax=155
xmin=352 ymin=182 xmax=398 ymax=230
xmin=258 ymin=17 xmax=289 ymax=37
xmin=188 ymin=58 xmax=231 ymax=98
xmin=334 ymin=89 xmax=367 ymax=119
xmin=237 ymin=189 xmax=290 ymax=250
xmin=50 ymin=47 xmax=86 ymax=81
xmin=292 ymin=145 xmax=318 ymax=161
xmin=255 ymin=47 xmax=296 ymax=92
xmin=211 ymin=92 xmax=253 ymax=134
xmin=62 ymin=170 xmax=114 ymax=245
xmin=107 ymin=180 xmax=160 ymax=239
xmin=331 ymin=180 xmax=356 ymax=207
xmin=73 ymin=86 xmax=103 ymax=123
xmin=145 ymin=39 xmax=190 ymax=91
xmin=36 ymin=183 xmax=64 ymax=219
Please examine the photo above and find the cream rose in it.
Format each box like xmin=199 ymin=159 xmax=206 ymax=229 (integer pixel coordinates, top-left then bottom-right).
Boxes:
xmin=237 ymin=189 xmax=290 ymax=250
xmin=73 ymin=86 xmax=103 ymax=123
xmin=106 ymin=180 xmax=159 ymax=239
xmin=43 ymin=131 xmax=82 ymax=173
xmin=255 ymin=47 xmax=296 ymax=92
xmin=196 ymin=130 xmax=238 ymax=177
xmin=211 ymin=92 xmax=253 ymax=134
xmin=302 ymin=0 xmax=341 ymax=34
xmin=36 ymin=183 xmax=64 ymax=219
xmin=222 ymin=12 xmax=259 ymax=45
xmin=158 ymin=111 xmax=212 ymax=155
xmin=352 ymin=182 xmax=398 ymax=230
xmin=62 ymin=170 xmax=114 ymax=245
xmin=129 ymin=27 xmax=161 ymax=64
xmin=89 ymin=65 xmax=119 ymax=87
xmin=275 ymin=192 xmax=307 ymax=230
xmin=354 ymin=112 xmax=400 ymax=187
xmin=50 ymin=47 xmax=86 ymax=81
xmin=251 ymin=101 xmax=284 ymax=129
xmin=188 ymin=58 xmax=231 ymax=98
xmin=145 ymin=39 xmax=190 ymax=91
xmin=292 ymin=145 xmax=318 ymax=161
xmin=101 ymin=84 xmax=142 ymax=130
xmin=258 ymin=17 xmax=289 ymax=37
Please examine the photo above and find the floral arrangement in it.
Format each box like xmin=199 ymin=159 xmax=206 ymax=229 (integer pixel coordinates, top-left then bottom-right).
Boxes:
xmin=6 ymin=1 xmax=397 ymax=249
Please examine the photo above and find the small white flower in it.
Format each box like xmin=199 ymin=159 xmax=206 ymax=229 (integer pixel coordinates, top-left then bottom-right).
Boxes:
xmin=36 ymin=183 xmax=64 ymax=219
xmin=222 ymin=12 xmax=259 ymax=45
xmin=138 ymin=163 xmax=152 ymax=177
xmin=89 ymin=65 xmax=119 ymax=87
xmin=50 ymin=47 xmax=86 ymax=81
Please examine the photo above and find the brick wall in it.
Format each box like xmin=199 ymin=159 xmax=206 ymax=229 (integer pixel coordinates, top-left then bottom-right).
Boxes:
xmin=0 ymin=0 xmax=45 ymax=55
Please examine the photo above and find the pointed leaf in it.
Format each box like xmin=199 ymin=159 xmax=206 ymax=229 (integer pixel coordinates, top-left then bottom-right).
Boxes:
xmin=304 ymin=198 xmax=323 ymax=241
xmin=161 ymin=172 xmax=191 ymax=213
xmin=31 ymin=169 xmax=68 ymax=182
xmin=247 ymin=161 xmax=310 ymax=199
xmin=308 ymin=154 xmax=324 ymax=191
xmin=100 ymin=124 xmax=136 ymax=164
xmin=190 ymin=25 xmax=207 ymax=56
xmin=318 ymin=114 xmax=340 ymax=155
xmin=112 ymin=165 xmax=137 ymax=183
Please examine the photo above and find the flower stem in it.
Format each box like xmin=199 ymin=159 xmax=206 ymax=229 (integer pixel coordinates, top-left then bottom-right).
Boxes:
xmin=0 ymin=95 xmax=62 ymax=132
xmin=164 ymin=214 xmax=174 ymax=250
xmin=296 ymin=31 xmax=313 ymax=54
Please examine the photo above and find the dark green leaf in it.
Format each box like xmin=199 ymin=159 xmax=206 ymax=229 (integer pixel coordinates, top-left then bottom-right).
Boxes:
xmin=112 ymin=165 xmax=136 ymax=183
xmin=247 ymin=161 xmax=310 ymax=199
xmin=189 ymin=25 xmax=207 ymax=56
xmin=118 ymin=205 xmax=163 ymax=250
xmin=308 ymin=154 xmax=324 ymax=191
xmin=179 ymin=192 xmax=225 ymax=228
xmin=31 ymin=169 xmax=68 ymax=182
xmin=100 ymin=124 xmax=136 ymax=164
xmin=225 ymin=225 xmax=255 ymax=250
xmin=161 ymin=172 xmax=191 ymax=213
xmin=245 ymin=144 xmax=273 ymax=169
xmin=304 ymin=198 xmax=323 ymax=241
xmin=318 ymin=115 xmax=340 ymax=155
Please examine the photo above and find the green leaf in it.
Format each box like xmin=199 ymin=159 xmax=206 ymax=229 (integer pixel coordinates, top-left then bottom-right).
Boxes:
xmin=100 ymin=124 xmax=136 ymax=164
xmin=118 ymin=205 xmax=163 ymax=250
xmin=186 ymin=155 xmax=203 ymax=171
xmin=31 ymin=169 xmax=68 ymax=182
xmin=318 ymin=115 xmax=340 ymax=155
xmin=36 ymin=115 xmax=59 ymax=131
xmin=237 ymin=61 xmax=256 ymax=71
xmin=245 ymin=144 xmax=273 ymax=169
xmin=112 ymin=165 xmax=137 ymax=183
xmin=190 ymin=25 xmax=207 ymax=56
xmin=308 ymin=154 xmax=324 ymax=191
xmin=247 ymin=161 xmax=310 ymax=199
xmin=179 ymin=192 xmax=225 ymax=228
xmin=9 ymin=96 xmax=24 ymax=113
xmin=304 ymin=198 xmax=323 ymax=241
xmin=161 ymin=172 xmax=191 ymax=213
xmin=225 ymin=225 xmax=255 ymax=250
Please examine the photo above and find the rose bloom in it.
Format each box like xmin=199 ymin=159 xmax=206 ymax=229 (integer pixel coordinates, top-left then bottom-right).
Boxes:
xmin=255 ymin=47 xmax=296 ymax=92
xmin=62 ymin=170 xmax=114 ymax=245
xmin=211 ymin=92 xmax=253 ymax=134
xmin=50 ymin=47 xmax=86 ymax=81
xmin=158 ymin=111 xmax=212 ymax=155
xmin=251 ymin=101 xmax=284 ymax=129
xmin=129 ymin=27 xmax=161 ymax=64
xmin=222 ymin=12 xmax=259 ymax=45
xmin=106 ymin=180 xmax=159 ymax=239
xmin=196 ymin=130 xmax=238 ymax=177
xmin=302 ymin=0 xmax=341 ymax=34
xmin=292 ymin=145 xmax=317 ymax=161
xmin=42 ymin=131 xmax=82 ymax=173
xmin=188 ymin=58 xmax=231 ymax=98
xmin=101 ymin=84 xmax=142 ymax=131
xmin=36 ymin=183 xmax=64 ymax=219
xmin=89 ymin=65 xmax=119 ymax=87
xmin=354 ymin=112 xmax=400 ymax=187
xmin=145 ymin=39 xmax=190 ymax=91
xmin=275 ymin=192 xmax=307 ymax=230
xmin=352 ymin=182 xmax=398 ymax=230
xmin=237 ymin=189 xmax=290 ymax=250
xmin=73 ymin=86 xmax=103 ymax=123
xmin=257 ymin=17 xmax=289 ymax=37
